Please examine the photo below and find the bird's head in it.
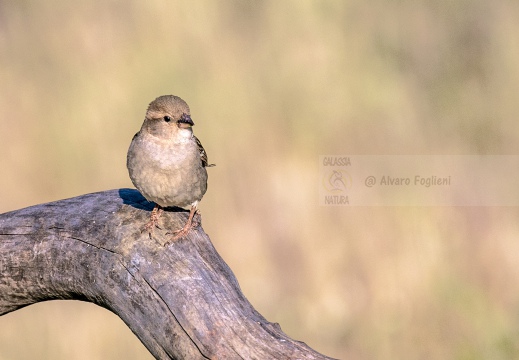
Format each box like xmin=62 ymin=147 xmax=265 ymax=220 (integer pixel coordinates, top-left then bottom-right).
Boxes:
xmin=143 ymin=95 xmax=194 ymax=139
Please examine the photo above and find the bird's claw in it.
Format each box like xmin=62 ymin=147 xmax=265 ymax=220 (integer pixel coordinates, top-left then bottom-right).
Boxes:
xmin=142 ymin=204 xmax=163 ymax=239
xmin=163 ymin=208 xmax=200 ymax=246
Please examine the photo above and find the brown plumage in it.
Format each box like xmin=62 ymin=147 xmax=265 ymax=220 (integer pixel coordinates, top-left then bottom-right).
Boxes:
xmin=127 ymin=95 xmax=213 ymax=244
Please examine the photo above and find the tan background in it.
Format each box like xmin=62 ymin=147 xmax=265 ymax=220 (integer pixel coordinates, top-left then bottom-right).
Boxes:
xmin=1 ymin=1 xmax=519 ymax=359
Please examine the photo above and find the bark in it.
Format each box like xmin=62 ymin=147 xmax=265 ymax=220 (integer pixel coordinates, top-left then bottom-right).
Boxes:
xmin=0 ymin=189 xmax=336 ymax=360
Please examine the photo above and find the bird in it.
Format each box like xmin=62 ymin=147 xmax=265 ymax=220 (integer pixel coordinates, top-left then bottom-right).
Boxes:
xmin=127 ymin=95 xmax=214 ymax=245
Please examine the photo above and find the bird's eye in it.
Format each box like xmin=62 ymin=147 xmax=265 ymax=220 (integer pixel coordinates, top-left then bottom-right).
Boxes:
xmin=163 ymin=116 xmax=171 ymax=122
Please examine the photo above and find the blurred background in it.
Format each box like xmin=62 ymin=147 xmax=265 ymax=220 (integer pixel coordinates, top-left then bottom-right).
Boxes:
xmin=1 ymin=1 xmax=519 ymax=359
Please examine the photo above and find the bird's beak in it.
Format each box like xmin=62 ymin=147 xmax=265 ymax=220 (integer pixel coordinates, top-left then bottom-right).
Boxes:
xmin=177 ymin=113 xmax=194 ymax=129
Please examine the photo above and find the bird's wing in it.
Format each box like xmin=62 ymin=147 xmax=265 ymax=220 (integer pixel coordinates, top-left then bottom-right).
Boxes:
xmin=194 ymin=135 xmax=215 ymax=167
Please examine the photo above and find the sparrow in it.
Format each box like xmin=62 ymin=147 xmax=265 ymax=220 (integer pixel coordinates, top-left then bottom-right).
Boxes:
xmin=127 ymin=95 xmax=214 ymax=244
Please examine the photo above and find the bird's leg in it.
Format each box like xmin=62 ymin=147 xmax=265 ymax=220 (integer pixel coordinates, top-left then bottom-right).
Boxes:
xmin=191 ymin=208 xmax=202 ymax=228
xmin=165 ymin=203 xmax=199 ymax=245
xmin=143 ymin=204 xmax=163 ymax=238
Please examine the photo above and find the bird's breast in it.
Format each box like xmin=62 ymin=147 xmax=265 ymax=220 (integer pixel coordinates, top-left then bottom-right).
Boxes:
xmin=127 ymin=134 xmax=208 ymax=207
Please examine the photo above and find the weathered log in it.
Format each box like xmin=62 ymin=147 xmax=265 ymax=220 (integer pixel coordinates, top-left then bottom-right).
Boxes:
xmin=0 ymin=189 xmax=335 ymax=360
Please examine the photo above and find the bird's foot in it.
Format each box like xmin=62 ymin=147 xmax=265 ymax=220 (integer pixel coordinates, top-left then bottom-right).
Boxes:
xmin=164 ymin=207 xmax=199 ymax=245
xmin=142 ymin=204 xmax=163 ymax=239
xmin=192 ymin=210 xmax=202 ymax=228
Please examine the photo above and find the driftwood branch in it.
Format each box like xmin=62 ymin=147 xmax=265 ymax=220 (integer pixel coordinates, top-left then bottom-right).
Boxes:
xmin=0 ymin=189 xmax=335 ymax=360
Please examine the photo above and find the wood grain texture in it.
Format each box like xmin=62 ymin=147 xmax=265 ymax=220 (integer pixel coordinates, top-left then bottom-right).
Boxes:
xmin=0 ymin=189 xmax=336 ymax=360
